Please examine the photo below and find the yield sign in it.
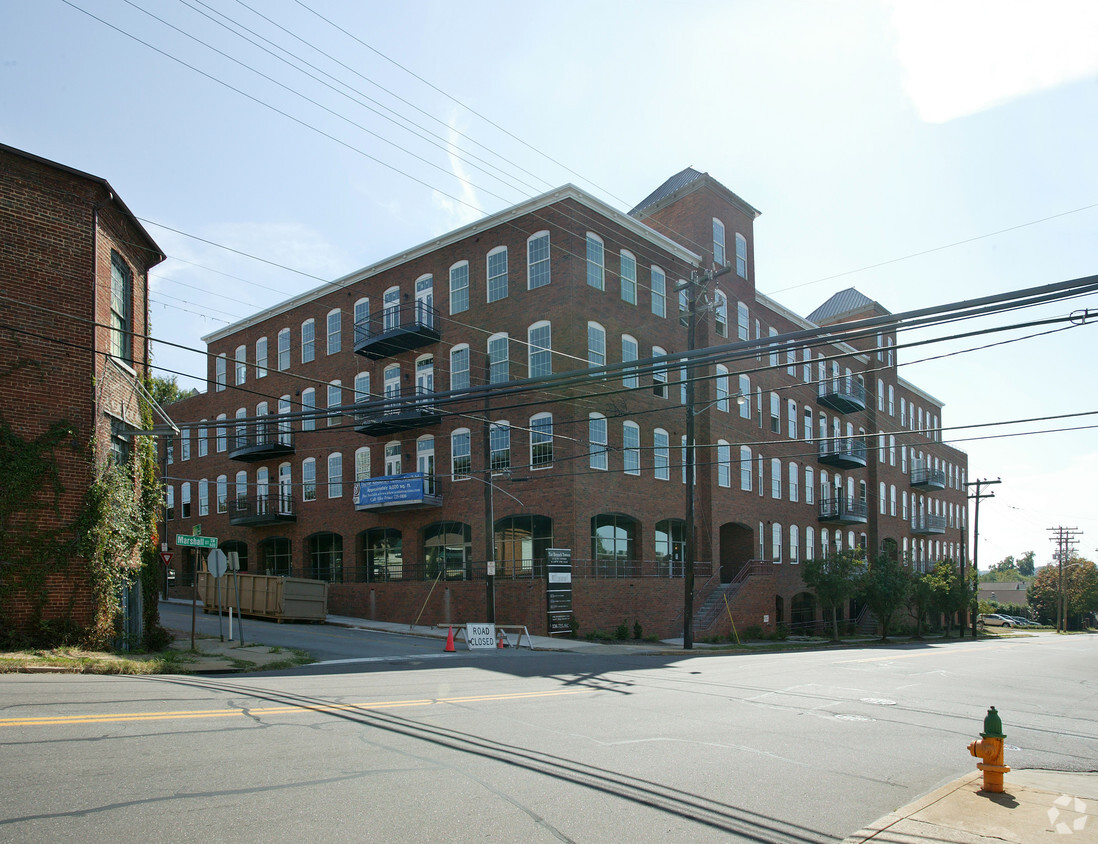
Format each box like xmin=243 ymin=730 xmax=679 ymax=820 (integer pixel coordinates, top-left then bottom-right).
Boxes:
xmin=159 ymin=552 xmax=174 ymax=567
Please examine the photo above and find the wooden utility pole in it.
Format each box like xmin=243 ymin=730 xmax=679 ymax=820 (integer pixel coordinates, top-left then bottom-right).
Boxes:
xmin=965 ymin=477 xmax=1000 ymax=637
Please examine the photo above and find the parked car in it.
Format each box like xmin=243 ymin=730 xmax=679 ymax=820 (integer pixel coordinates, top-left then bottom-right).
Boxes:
xmin=978 ymin=613 xmax=1015 ymax=627
xmin=1003 ymin=615 xmax=1037 ymax=627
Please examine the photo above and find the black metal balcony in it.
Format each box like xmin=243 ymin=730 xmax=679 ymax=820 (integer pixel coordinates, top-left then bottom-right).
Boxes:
xmin=354 ymin=388 xmax=441 ymax=436
xmin=353 ymin=472 xmax=442 ymax=513
xmin=818 ymin=496 xmax=868 ymax=525
xmin=817 ymin=375 xmax=866 ymax=414
xmin=228 ymin=419 xmax=294 ymax=462
xmin=228 ymin=494 xmax=297 ymax=526
xmin=910 ymin=464 xmax=946 ymax=489
xmin=911 ymin=514 xmax=946 ymax=535
xmin=818 ymin=437 xmax=867 ymax=469
xmin=353 ymin=300 xmax=440 ymax=360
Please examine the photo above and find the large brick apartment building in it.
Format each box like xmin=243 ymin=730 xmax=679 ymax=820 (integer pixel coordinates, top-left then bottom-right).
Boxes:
xmin=0 ymin=142 xmax=164 ymax=641
xmin=164 ymin=168 xmax=968 ymax=638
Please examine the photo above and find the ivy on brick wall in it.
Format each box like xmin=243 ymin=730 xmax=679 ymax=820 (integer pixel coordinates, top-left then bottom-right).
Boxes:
xmin=0 ymin=379 xmax=168 ymax=650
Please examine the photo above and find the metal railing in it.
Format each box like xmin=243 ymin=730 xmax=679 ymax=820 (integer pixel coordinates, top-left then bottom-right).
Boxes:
xmin=818 ymin=437 xmax=867 ymax=463
xmin=354 ymin=300 xmax=439 ymax=344
xmin=818 ymin=495 xmax=869 ymax=521
xmin=817 ymin=374 xmax=866 ymax=406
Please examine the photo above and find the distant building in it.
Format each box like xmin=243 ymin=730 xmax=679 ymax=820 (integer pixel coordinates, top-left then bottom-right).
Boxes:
xmin=163 ymin=168 xmax=968 ymax=637
xmin=978 ymin=579 xmax=1029 ymax=605
xmin=0 ymin=143 xmax=164 ymax=642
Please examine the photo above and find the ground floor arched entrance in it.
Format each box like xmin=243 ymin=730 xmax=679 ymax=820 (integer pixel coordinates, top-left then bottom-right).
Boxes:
xmin=719 ymin=522 xmax=755 ymax=583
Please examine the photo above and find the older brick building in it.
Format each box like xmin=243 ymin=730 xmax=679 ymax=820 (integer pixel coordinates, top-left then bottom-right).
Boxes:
xmin=0 ymin=142 xmax=164 ymax=641
xmin=164 ymin=168 xmax=968 ymax=638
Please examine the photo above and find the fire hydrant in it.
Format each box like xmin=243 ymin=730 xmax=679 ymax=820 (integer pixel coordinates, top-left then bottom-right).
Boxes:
xmin=968 ymin=706 xmax=1010 ymax=792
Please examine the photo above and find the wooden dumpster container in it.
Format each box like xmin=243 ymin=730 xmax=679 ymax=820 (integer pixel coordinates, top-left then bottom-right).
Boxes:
xmin=198 ymin=572 xmax=328 ymax=622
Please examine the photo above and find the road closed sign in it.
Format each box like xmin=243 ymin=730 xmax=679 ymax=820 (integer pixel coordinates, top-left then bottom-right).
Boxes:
xmin=466 ymin=623 xmax=496 ymax=649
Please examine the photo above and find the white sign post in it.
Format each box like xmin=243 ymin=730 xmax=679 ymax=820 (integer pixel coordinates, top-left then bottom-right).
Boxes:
xmin=466 ymin=623 xmax=496 ymax=649
xmin=207 ymin=549 xmax=227 ymax=642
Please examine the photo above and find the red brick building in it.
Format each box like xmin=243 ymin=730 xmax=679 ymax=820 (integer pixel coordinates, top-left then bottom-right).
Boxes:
xmin=164 ymin=168 xmax=968 ymax=638
xmin=0 ymin=142 xmax=164 ymax=641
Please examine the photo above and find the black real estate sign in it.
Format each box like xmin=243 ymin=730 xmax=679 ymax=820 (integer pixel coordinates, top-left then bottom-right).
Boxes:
xmin=546 ymin=547 xmax=572 ymax=636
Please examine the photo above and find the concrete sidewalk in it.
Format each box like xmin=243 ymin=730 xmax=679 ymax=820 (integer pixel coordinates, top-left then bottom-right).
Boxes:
xmin=841 ymin=769 xmax=1097 ymax=843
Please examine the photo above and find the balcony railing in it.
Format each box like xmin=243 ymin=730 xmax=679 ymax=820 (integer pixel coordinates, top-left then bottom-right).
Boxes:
xmin=228 ymin=494 xmax=296 ymax=526
xmin=818 ymin=437 xmax=867 ymax=469
xmin=353 ymin=300 xmax=441 ymax=360
xmin=911 ymin=514 xmax=947 ymax=535
xmin=354 ymin=388 xmax=441 ymax=435
xmin=228 ymin=419 xmax=294 ymax=462
xmin=353 ymin=472 xmax=442 ymax=512
xmin=818 ymin=495 xmax=869 ymax=524
xmin=817 ymin=375 xmax=866 ymax=414
xmin=910 ymin=464 xmax=946 ymax=489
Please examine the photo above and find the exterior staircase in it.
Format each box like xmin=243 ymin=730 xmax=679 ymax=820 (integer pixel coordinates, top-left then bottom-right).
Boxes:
xmin=693 ymin=561 xmax=771 ymax=634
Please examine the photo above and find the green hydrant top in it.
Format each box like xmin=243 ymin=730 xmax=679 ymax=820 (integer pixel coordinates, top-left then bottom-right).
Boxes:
xmin=981 ymin=706 xmax=1006 ymax=739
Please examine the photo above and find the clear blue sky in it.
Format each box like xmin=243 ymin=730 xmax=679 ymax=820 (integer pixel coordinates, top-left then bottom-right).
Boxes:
xmin=3 ymin=0 xmax=1096 ymax=570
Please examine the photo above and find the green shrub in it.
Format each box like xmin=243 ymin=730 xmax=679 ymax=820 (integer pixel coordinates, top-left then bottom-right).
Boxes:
xmin=614 ymin=622 xmax=629 ymax=641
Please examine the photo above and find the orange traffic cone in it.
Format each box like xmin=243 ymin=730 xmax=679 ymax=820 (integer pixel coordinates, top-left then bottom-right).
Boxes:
xmin=444 ymin=626 xmax=455 ymax=652
xmin=497 ymin=628 xmax=506 ymax=649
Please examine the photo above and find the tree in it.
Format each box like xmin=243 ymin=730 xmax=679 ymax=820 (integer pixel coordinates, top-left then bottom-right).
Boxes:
xmin=859 ymin=553 xmax=911 ymax=640
xmin=1028 ymin=558 xmax=1098 ymax=629
xmin=800 ymin=550 xmax=864 ymax=640
xmin=925 ymin=560 xmax=967 ymax=636
xmin=1016 ymin=551 xmax=1036 ymax=578
xmin=148 ymin=375 xmax=190 ymax=408
xmin=908 ymin=570 xmax=935 ymax=639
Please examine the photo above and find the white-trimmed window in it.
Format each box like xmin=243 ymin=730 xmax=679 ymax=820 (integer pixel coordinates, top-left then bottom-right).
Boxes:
xmin=880 ymin=482 xmax=887 ymax=515
xmin=654 ymin=428 xmax=669 ymax=480
xmin=326 ymin=309 xmax=341 ymax=355
xmin=716 ymin=365 xmax=730 ymax=412
xmin=718 ymin=440 xmax=731 ymax=488
xmin=623 ymin=421 xmax=640 ymax=476
xmin=803 ymin=348 xmax=812 ymax=383
xmin=198 ymin=478 xmax=209 ymax=516
xmin=714 ymin=289 xmax=728 ymax=337
xmin=788 ymin=399 xmax=797 ymax=438
xmin=530 ymin=413 xmax=553 ymax=468
xmin=652 ymin=346 xmax=668 ymax=398
xmin=353 ymin=297 xmax=370 ymax=346
xmin=771 ymin=458 xmax=782 ymax=499
xmin=739 ymin=374 xmax=751 ymax=419
xmin=216 ymin=475 xmax=228 ymax=514
xmin=234 ymin=345 xmax=247 ymax=386
xmin=740 ymin=445 xmax=752 ymax=491
xmin=301 ymin=318 xmax=315 ymax=363
xmin=805 ymin=466 xmax=814 ymax=505
xmin=789 ymin=525 xmax=800 ymax=563
xmin=528 ymin=231 xmax=550 ymax=289
xmin=277 ymin=328 xmax=290 ymax=371
xmin=355 ymin=446 xmax=371 ymax=482
xmin=587 ymin=322 xmax=606 ymax=370
xmin=215 ymin=354 xmax=227 ymax=392
xmin=735 ymin=232 xmax=747 ymax=278
xmin=890 ymin=484 xmax=897 ymax=516
xmin=490 ymin=422 xmax=510 ymax=473
xmin=589 ymin=413 xmax=608 ymax=470
xmin=804 ymin=406 xmax=813 ymax=441
xmin=302 ymin=458 xmax=316 ymax=502
xmin=383 ymin=286 xmax=400 ymax=332
xmin=770 ymin=392 xmax=780 ymax=433
xmin=198 ymin=421 xmax=208 ymax=457
xmin=278 ymin=463 xmax=292 ymax=513
xmin=622 ymin=334 xmax=638 ymax=388
xmin=737 ymin=301 xmax=749 ymax=341
xmin=301 ymin=388 xmax=316 ymax=431
xmin=450 ymin=262 xmax=469 ymax=314
xmin=385 ymin=441 xmax=401 ymax=476
xmin=327 ymin=452 xmax=342 ymax=498
xmin=772 ymin=522 xmax=783 ymax=562
xmin=877 ymin=378 xmax=885 ymax=412
xmin=215 ymin=414 xmax=227 ymax=452
xmin=109 ymin=251 xmax=133 ymax=364
xmin=327 ymin=380 xmax=342 ymax=426
xmin=713 ymin=218 xmax=726 ymax=266
xmin=888 ymin=385 xmax=895 ymax=416
xmin=180 ymin=429 xmax=190 ymax=461
xmin=451 ymin=429 xmax=471 ymax=479
xmin=620 ymin=250 xmax=636 ymax=304
xmin=805 ymin=526 xmax=815 ymax=561
xmin=450 ymin=345 xmax=470 ymax=391
xmin=487 ymin=246 xmax=508 ymax=302
xmin=528 ymin=321 xmax=552 ymax=378
xmin=234 ymin=407 xmax=247 ymax=451
xmin=255 ymin=337 xmax=267 ymax=378
xmin=769 ymin=327 xmax=780 ymax=367
xmin=354 ymin=372 xmax=370 ymax=418
xmin=488 ymin=333 xmax=509 ymax=384
xmin=651 ymin=265 xmax=666 ymax=317
xmin=789 ymin=462 xmax=799 ymax=502
xmin=586 ymin=232 xmax=604 ymax=290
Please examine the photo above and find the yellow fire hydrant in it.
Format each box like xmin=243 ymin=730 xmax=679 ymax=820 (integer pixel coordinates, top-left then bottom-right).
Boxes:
xmin=968 ymin=706 xmax=1010 ymax=793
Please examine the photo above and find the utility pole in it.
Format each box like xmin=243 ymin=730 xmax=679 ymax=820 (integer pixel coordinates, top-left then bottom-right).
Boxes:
xmin=483 ymin=368 xmax=495 ymax=625
xmin=1046 ymin=526 xmax=1081 ymax=632
xmin=965 ymin=477 xmax=1000 ymax=638
xmin=682 ymin=263 xmax=731 ymax=650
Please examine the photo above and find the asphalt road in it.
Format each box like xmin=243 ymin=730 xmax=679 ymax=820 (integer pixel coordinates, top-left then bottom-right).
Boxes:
xmin=2 ymin=631 xmax=1095 ymax=843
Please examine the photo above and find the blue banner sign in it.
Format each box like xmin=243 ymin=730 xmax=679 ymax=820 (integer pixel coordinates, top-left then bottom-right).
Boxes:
xmin=355 ymin=473 xmax=429 ymax=509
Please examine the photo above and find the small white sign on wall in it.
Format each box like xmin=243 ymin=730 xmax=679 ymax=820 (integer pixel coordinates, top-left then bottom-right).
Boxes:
xmin=763 ymin=615 xmax=770 ymax=623
xmin=466 ymin=623 xmax=496 ymax=649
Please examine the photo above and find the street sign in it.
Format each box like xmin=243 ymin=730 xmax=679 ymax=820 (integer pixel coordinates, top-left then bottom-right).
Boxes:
xmin=207 ymin=549 xmax=227 ymax=578
xmin=175 ymin=534 xmax=218 ymax=549
xmin=159 ymin=552 xmax=173 ymax=567
xmin=466 ymin=623 xmax=496 ymax=649
xmin=192 ymin=524 xmax=202 ymax=536
xmin=546 ymin=548 xmax=573 ymax=636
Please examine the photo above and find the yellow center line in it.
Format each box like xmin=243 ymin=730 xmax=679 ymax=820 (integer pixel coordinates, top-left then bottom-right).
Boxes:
xmin=0 ymin=688 xmax=595 ymax=728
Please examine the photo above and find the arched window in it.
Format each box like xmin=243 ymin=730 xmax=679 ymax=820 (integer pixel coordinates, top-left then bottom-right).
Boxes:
xmin=589 ymin=413 xmax=608 ymax=470
xmin=591 ymin=514 xmax=638 ymax=571
xmin=488 ymin=333 xmax=509 ymax=383
xmin=487 ymin=246 xmax=508 ymax=302
xmin=805 ymin=466 xmax=814 ymax=505
xmin=198 ymin=478 xmax=209 ymax=516
xmin=328 ymin=452 xmax=343 ymax=498
xmin=717 ymin=440 xmax=731 ymax=488
xmin=451 ymin=428 xmax=471 ymax=479
xmin=220 ymin=539 xmax=248 ymax=573
xmin=528 ymin=321 xmax=551 ymax=378
xmin=494 ymin=515 xmax=553 ymax=577
xmin=424 ymin=522 xmax=472 ymax=580
xmin=716 ymin=364 xmax=729 ymax=411
xmin=363 ymin=528 xmax=402 ymax=581
xmin=527 ymin=231 xmax=550 ymax=289
xmin=789 ymin=525 xmax=800 ymax=563
xmin=301 ymin=388 xmax=315 ymax=432
xmin=714 ymin=289 xmax=728 ymax=337
xmin=489 ymin=423 xmax=510 ymax=472
xmin=353 ymin=297 xmax=370 ymax=345
xmin=260 ymin=537 xmax=292 ymax=577
xmin=789 ymin=462 xmax=799 ymax=502
xmin=587 ymin=322 xmax=606 ymax=369
xmin=652 ymin=346 xmax=668 ymax=398
xmin=235 ymin=345 xmax=247 ymax=386
xmin=654 ymin=428 xmax=670 ymax=480
xmin=622 ymin=334 xmax=638 ymax=388
xmin=530 ymin=413 xmax=553 ymax=468
xmin=327 ymin=308 xmax=341 ymax=355
xmin=278 ymin=463 xmax=292 ymax=514
xmin=255 ymin=336 xmax=268 ymax=378
xmin=355 ymin=446 xmax=371 ymax=482
xmin=805 ymin=526 xmax=815 ymax=561
xmin=735 ymin=232 xmax=747 ymax=278
xmin=739 ymin=374 xmax=751 ymax=419
xmin=623 ymin=421 xmax=640 ymax=475
xmin=302 ymin=458 xmax=316 ymax=502
xmin=740 ymin=445 xmax=752 ymax=491
xmin=620 ymin=250 xmax=636 ymax=303
xmin=234 ymin=470 xmax=247 ymax=512
xmin=383 ymin=285 xmax=400 ymax=331
xmin=301 ymin=318 xmax=315 ymax=363
xmin=384 ymin=441 xmax=401 ymax=475
xmin=772 ymin=523 xmax=783 ymax=562
xmin=450 ymin=261 xmax=469 ymax=314
xmin=650 ymin=265 xmax=666 ymax=317
xmin=586 ymin=232 xmax=604 ymax=290
xmin=713 ymin=218 xmax=726 ymax=266
xmin=450 ymin=344 xmax=470 ymax=391
xmin=308 ymin=532 xmax=343 ymax=582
